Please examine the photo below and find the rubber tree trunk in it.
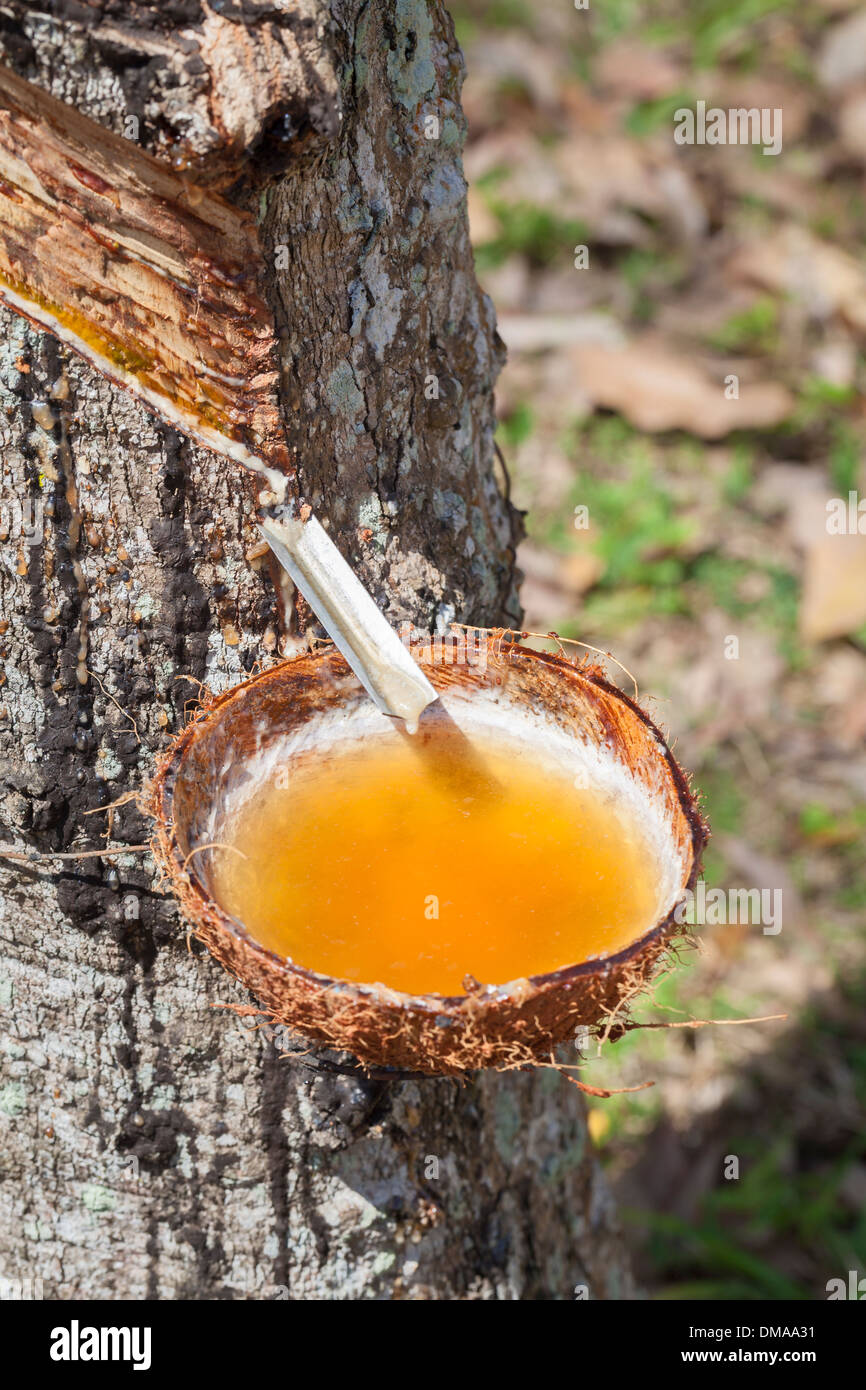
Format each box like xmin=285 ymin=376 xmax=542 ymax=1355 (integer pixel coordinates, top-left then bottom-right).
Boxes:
xmin=0 ymin=1 xmax=635 ymax=1299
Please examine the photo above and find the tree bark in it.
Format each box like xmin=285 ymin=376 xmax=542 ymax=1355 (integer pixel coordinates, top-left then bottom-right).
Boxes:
xmin=0 ymin=1 xmax=635 ymax=1299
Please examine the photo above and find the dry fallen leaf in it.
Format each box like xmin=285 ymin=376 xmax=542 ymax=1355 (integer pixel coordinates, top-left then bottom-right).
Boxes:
xmin=517 ymin=540 xmax=603 ymax=628
xmin=728 ymin=226 xmax=866 ymax=333
xmin=800 ymin=532 xmax=866 ymax=642
xmin=465 ymin=126 xmax=707 ymax=251
xmin=553 ymin=134 xmax=707 ymax=246
xmin=764 ymin=475 xmax=866 ymax=642
xmin=596 ymin=39 xmax=683 ymax=102
xmin=571 ymin=338 xmax=793 ymax=438
xmin=561 ymin=548 xmax=605 ymax=594
xmin=666 ymin=615 xmax=785 ymax=743
xmin=466 ymin=185 xmax=498 ymax=247
xmin=816 ymin=10 xmax=866 ymax=89
xmin=838 ymin=87 xmax=866 ymax=163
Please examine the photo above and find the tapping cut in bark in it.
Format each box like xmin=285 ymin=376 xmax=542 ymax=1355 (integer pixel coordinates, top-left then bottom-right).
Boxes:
xmin=0 ymin=64 xmax=461 ymax=722
xmin=0 ymin=63 xmax=450 ymax=718
xmin=0 ymin=63 xmax=295 ymax=489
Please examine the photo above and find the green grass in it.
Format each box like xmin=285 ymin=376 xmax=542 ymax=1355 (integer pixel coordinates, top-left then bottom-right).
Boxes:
xmin=533 ymin=439 xmax=695 ymax=627
xmin=532 ymin=421 xmax=802 ymax=648
xmin=626 ymin=92 xmax=695 ymax=137
xmin=828 ymin=423 xmax=862 ymax=496
xmin=695 ymin=764 xmax=745 ymax=835
xmin=565 ymin=466 xmax=693 ymax=589
xmin=800 ymin=803 xmax=845 ymax=838
xmin=450 ymin=0 xmax=534 ymax=48
xmin=707 ymin=296 xmax=781 ymax=355
xmin=483 ymin=0 xmax=533 ymax=27
xmin=778 ymin=381 xmax=865 ymax=496
xmin=794 ymin=376 xmax=857 ymax=419
xmin=474 ymin=199 xmax=588 ymax=271
xmin=620 ymin=248 xmax=689 ymax=324
xmin=721 ymin=441 xmax=755 ymax=503
xmin=496 ymin=401 xmax=535 ymax=451
xmin=798 ymin=803 xmax=866 ymax=912
xmin=688 ymin=0 xmax=798 ymax=68
xmin=588 ymin=0 xmax=648 ymax=45
xmin=604 ymin=970 xmax=866 ymax=1299
xmin=633 ymin=1203 xmax=808 ymax=1300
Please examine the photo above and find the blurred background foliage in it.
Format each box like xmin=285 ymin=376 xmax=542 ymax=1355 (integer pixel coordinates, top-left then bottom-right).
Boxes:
xmin=453 ymin=0 xmax=866 ymax=1299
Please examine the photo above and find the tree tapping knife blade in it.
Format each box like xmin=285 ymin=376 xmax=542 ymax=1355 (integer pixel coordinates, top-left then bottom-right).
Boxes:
xmin=0 ymin=63 xmax=438 ymax=724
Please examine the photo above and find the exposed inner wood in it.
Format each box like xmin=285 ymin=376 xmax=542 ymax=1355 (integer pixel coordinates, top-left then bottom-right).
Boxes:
xmin=0 ymin=63 xmax=295 ymax=484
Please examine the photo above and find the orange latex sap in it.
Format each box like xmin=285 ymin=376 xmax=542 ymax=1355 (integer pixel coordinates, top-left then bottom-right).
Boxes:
xmin=211 ymin=730 xmax=659 ymax=995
